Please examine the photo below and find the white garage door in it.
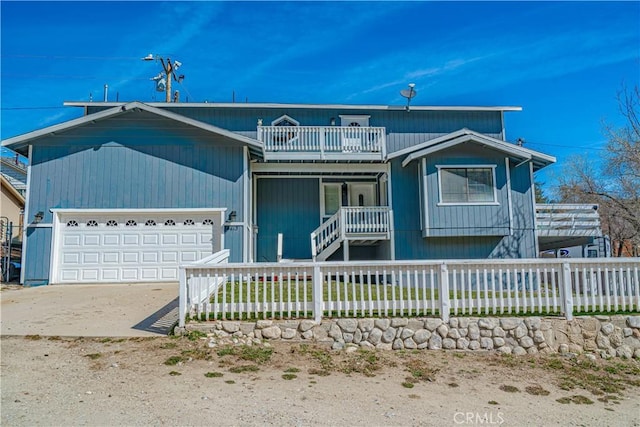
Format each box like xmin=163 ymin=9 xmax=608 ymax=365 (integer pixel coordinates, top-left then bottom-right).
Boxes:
xmin=51 ymin=209 xmax=224 ymax=284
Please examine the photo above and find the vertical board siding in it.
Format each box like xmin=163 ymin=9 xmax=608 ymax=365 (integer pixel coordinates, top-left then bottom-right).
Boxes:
xmin=26 ymin=116 xmax=248 ymax=275
xmin=23 ymin=226 xmax=52 ymax=285
xmin=256 ymin=178 xmax=320 ymax=261
xmin=424 ymin=145 xmax=510 ymax=236
xmin=391 ymin=147 xmax=537 ymax=259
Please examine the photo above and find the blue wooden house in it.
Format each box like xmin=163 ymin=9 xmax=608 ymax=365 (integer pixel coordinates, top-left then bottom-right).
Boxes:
xmin=3 ymin=100 xmax=580 ymax=286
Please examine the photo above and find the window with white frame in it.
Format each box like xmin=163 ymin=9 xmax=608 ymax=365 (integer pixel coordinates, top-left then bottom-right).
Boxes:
xmin=438 ymin=166 xmax=497 ymax=204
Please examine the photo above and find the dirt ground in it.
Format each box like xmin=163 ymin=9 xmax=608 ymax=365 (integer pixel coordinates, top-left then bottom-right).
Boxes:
xmin=1 ymin=334 xmax=639 ymax=427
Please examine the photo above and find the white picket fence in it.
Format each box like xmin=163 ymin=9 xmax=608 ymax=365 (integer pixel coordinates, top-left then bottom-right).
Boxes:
xmin=178 ymin=258 xmax=640 ymax=327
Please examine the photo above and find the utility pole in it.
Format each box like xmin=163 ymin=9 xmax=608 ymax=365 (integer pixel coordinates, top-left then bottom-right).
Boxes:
xmin=143 ymin=54 xmax=184 ymax=103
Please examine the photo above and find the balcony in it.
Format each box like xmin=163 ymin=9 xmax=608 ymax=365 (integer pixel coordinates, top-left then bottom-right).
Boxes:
xmin=536 ymin=204 xmax=602 ymax=251
xmin=258 ymin=126 xmax=386 ymax=161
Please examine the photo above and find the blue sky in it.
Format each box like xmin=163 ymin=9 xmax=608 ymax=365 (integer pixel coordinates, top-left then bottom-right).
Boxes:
xmin=1 ymin=1 xmax=639 ymax=193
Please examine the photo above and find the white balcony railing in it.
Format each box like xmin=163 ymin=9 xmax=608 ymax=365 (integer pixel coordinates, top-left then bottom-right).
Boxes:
xmin=258 ymin=126 xmax=386 ymax=160
xmin=536 ymin=204 xmax=602 ymax=237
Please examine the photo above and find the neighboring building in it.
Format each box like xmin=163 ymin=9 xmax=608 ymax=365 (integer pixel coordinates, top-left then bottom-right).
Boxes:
xmin=3 ymin=100 xmax=597 ymax=286
xmin=1 ymin=153 xmax=27 ymax=241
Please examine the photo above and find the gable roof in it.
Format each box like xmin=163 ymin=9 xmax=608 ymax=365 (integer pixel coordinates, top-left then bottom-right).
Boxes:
xmin=1 ymin=101 xmax=263 ymax=156
xmin=1 ymin=174 xmax=26 ymax=205
xmin=391 ymin=128 xmax=555 ymax=171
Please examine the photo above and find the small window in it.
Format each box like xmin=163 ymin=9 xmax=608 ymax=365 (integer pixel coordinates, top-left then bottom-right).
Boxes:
xmin=203 ymin=219 xmax=214 ymax=225
xmin=164 ymin=219 xmax=176 ymax=226
xmin=145 ymin=219 xmax=156 ymax=226
xmin=438 ymin=166 xmax=496 ymax=204
xmin=106 ymin=220 xmax=118 ymax=227
xmin=86 ymin=220 xmax=98 ymax=227
xmin=184 ymin=219 xmax=195 ymax=226
xmin=66 ymin=220 xmax=79 ymax=227
xmin=125 ymin=220 xmax=137 ymax=227
xmin=271 ymin=114 xmax=300 ymax=127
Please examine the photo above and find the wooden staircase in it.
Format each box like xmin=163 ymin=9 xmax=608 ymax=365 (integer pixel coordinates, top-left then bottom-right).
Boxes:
xmin=311 ymin=207 xmax=392 ymax=261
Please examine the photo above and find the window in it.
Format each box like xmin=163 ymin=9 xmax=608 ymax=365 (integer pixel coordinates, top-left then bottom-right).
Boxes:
xmin=438 ymin=166 xmax=496 ymax=204
xmin=66 ymin=220 xmax=79 ymax=227
xmin=184 ymin=219 xmax=195 ymax=226
xmin=164 ymin=219 xmax=176 ymax=226
xmin=144 ymin=219 xmax=156 ymax=226
xmin=322 ymin=184 xmax=341 ymax=218
xmin=203 ymin=219 xmax=214 ymax=225
xmin=86 ymin=220 xmax=98 ymax=227
xmin=106 ymin=220 xmax=118 ymax=227
xmin=125 ymin=220 xmax=137 ymax=227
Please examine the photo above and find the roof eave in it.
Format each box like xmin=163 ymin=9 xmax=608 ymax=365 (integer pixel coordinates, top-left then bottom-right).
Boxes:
xmin=63 ymin=101 xmax=523 ymax=112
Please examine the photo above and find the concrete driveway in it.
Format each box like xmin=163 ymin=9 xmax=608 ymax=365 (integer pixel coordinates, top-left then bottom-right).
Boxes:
xmin=0 ymin=283 xmax=179 ymax=337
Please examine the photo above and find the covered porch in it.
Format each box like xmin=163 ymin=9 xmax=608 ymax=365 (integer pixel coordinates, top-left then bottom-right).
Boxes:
xmin=251 ymin=164 xmax=393 ymax=263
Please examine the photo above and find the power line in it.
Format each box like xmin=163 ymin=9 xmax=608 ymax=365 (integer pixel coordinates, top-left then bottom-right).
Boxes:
xmin=0 ymin=54 xmax=142 ymax=60
xmin=1 ymin=106 xmax=67 ymax=110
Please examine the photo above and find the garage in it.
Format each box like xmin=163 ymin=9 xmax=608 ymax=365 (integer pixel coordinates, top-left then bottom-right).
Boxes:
xmin=50 ymin=209 xmax=225 ymax=284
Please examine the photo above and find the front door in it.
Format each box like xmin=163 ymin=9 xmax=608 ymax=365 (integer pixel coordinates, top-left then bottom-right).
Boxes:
xmin=348 ymin=183 xmax=376 ymax=207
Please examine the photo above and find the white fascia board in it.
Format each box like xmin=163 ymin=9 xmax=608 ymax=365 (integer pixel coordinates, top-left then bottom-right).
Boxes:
xmin=389 ymin=128 xmax=473 ymax=160
xmin=50 ymin=207 xmax=227 ymax=215
xmin=251 ymin=163 xmax=388 ymax=174
xmin=400 ymin=131 xmax=557 ymax=168
xmin=3 ymin=101 xmax=263 ymax=151
xmin=64 ymin=101 xmax=523 ymax=112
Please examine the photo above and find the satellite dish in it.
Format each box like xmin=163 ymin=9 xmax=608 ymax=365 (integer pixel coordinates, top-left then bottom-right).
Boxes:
xmin=400 ymin=83 xmax=417 ymax=111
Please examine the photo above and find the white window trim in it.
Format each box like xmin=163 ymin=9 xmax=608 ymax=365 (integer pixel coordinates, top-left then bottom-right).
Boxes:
xmin=436 ymin=164 xmax=499 ymax=206
xmin=271 ymin=114 xmax=300 ymax=126
xmin=320 ymin=182 xmax=342 ymax=220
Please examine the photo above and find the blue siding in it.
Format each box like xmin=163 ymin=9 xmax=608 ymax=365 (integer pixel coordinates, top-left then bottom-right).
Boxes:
xmin=24 ymin=113 xmax=248 ymax=281
xmin=391 ymin=147 xmax=538 ymax=259
xmin=256 ymin=178 xmax=320 ymax=261
xmin=89 ymin=106 xmax=504 ymax=151
xmin=424 ymin=145 xmax=510 ymax=236
xmin=23 ymin=227 xmax=52 ymax=286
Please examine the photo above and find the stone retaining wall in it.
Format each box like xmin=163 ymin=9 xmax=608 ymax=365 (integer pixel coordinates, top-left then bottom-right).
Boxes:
xmin=176 ymin=315 xmax=640 ymax=359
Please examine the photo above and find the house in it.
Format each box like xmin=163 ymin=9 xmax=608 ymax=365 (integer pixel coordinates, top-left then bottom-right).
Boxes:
xmin=3 ymin=100 xmax=599 ymax=286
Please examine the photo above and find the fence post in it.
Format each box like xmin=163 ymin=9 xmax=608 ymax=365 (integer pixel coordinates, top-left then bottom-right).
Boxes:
xmin=313 ymin=264 xmax=324 ymax=323
xmin=561 ymin=262 xmax=574 ymax=320
xmin=178 ymin=267 xmax=187 ymax=328
xmin=439 ymin=263 xmax=450 ymax=322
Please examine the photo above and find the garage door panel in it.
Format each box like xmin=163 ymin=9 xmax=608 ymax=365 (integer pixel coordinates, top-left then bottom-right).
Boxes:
xmin=82 ymin=252 xmax=99 ymax=264
xmin=62 ymin=253 xmax=80 ymax=264
xmin=60 ymin=270 xmax=79 ymax=281
xmin=81 ymin=269 xmax=99 ymax=281
xmin=63 ymin=235 xmax=81 ymax=246
xmin=142 ymin=252 xmax=158 ymax=263
xmin=141 ymin=269 xmax=158 ymax=280
xmin=199 ymin=233 xmax=213 ymax=245
xmin=103 ymin=252 xmax=119 ymax=263
xmin=83 ymin=235 xmax=100 ymax=246
xmin=56 ymin=211 xmax=221 ymax=283
xmin=101 ymin=269 xmax=119 ymax=281
xmin=123 ymin=234 xmax=139 ymax=245
xmin=162 ymin=234 xmax=178 ymax=245
xmin=161 ymin=268 xmax=178 ymax=280
xmin=122 ymin=269 xmax=139 ymax=280
xmin=122 ymin=252 xmax=139 ymax=263
xmin=103 ymin=235 xmax=120 ymax=245
xmin=181 ymin=251 xmax=198 ymax=262
xmin=142 ymin=234 xmax=159 ymax=245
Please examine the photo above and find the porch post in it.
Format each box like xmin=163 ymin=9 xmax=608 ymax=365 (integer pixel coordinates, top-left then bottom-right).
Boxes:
xmin=313 ymin=264 xmax=323 ymax=323
xmin=439 ymin=263 xmax=451 ymax=322
xmin=561 ymin=262 xmax=574 ymax=320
